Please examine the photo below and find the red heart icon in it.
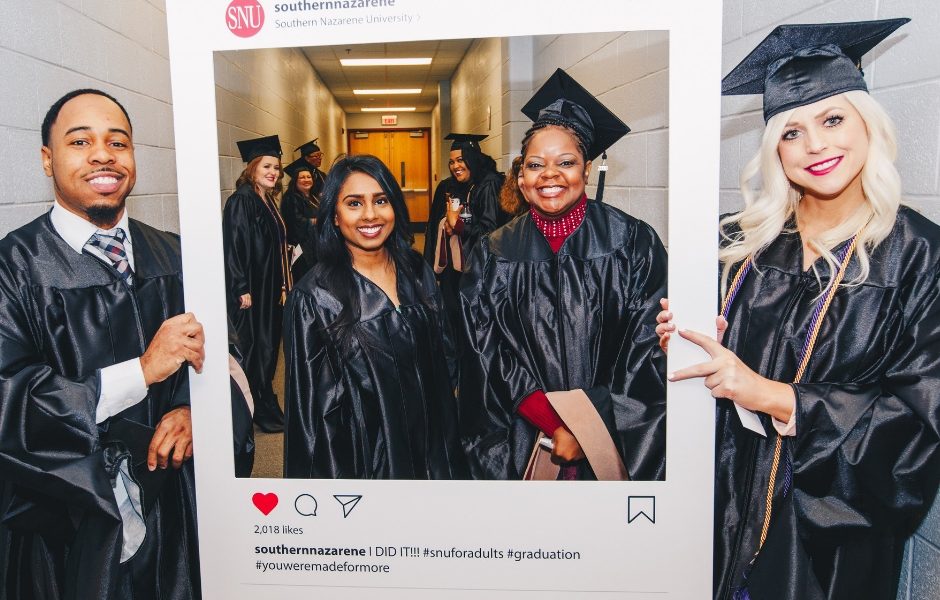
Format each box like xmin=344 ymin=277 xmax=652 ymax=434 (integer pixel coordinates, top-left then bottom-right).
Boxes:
xmin=252 ymin=492 xmax=278 ymax=516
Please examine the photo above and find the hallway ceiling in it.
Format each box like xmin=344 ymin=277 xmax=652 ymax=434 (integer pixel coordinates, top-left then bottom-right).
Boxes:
xmin=301 ymin=39 xmax=473 ymax=113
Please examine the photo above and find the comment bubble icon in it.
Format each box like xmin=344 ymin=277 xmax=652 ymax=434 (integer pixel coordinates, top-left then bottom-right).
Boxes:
xmin=294 ymin=493 xmax=318 ymax=517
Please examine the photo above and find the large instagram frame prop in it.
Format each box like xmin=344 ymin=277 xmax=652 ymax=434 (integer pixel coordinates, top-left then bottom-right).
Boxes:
xmin=167 ymin=1 xmax=722 ymax=597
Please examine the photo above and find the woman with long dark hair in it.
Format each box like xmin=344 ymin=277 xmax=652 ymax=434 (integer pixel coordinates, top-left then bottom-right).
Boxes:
xmin=283 ymin=154 xmax=467 ymax=479
xmin=458 ymin=69 xmax=667 ymax=481
xmin=658 ymin=20 xmax=940 ymax=600
xmin=223 ymin=135 xmax=292 ymax=433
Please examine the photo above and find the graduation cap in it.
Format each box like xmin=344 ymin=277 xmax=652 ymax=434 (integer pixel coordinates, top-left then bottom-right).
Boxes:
xmin=722 ymin=18 xmax=909 ymax=121
xmin=445 ymin=133 xmax=488 ymax=151
xmin=236 ymin=135 xmax=282 ymax=163
xmin=521 ymin=68 xmax=630 ymax=162
xmin=296 ymin=138 xmax=321 ymax=156
xmin=283 ymin=157 xmax=313 ymax=179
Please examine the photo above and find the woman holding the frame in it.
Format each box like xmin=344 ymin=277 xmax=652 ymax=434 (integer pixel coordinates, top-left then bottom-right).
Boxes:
xmin=658 ymin=19 xmax=940 ymax=599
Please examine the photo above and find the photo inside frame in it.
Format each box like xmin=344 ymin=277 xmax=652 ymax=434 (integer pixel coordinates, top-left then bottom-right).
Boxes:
xmin=213 ymin=30 xmax=670 ymax=481
xmin=168 ymin=1 xmax=720 ymax=594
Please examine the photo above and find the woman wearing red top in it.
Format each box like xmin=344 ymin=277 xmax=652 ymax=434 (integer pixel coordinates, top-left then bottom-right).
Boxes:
xmin=457 ymin=69 xmax=667 ymax=480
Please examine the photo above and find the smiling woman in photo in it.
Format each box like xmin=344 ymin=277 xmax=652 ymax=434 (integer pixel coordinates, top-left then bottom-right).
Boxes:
xmin=458 ymin=69 xmax=668 ymax=481
xmin=657 ymin=19 xmax=940 ymax=600
xmin=282 ymin=154 xmax=467 ymax=480
xmin=223 ymin=135 xmax=292 ymax=434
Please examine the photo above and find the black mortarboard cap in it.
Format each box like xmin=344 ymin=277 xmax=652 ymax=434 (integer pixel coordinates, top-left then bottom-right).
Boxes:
xmin=296 ymin=138 xmax=321 ymax=155
xmin=236 ymin=135 xmax=282 ymax=163
xmin=445 ymin=133 xmax=488 ymax=151
xmin=521 ymin=68 xmax=630 ymax=161
xmin=722 ymin=18 xmax=909 ymax=122
xmin=283 ymin=157 xmax=313 ymax=179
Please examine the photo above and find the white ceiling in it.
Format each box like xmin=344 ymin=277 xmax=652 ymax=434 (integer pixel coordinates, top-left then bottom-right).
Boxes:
xmin=301 ymin=39 xmax=474 ymax=113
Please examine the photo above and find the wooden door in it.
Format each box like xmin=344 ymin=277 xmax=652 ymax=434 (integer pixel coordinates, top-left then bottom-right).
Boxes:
xmin=348 ymin=131 xmax=387 ymax=159
xmin=347 ymin=130 xmax=431 ymax=224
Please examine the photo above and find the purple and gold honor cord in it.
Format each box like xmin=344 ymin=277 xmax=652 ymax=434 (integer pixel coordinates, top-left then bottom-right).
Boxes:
xmin=723 ymin=231 xmax=861 ymax=600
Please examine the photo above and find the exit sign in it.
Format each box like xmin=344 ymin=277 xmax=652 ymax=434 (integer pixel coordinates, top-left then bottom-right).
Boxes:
xmin=381 ymin=115 xmax=398 ymax=125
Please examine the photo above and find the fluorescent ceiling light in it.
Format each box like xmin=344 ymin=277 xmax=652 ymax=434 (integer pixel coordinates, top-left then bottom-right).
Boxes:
xmin=361 ymin=107 xmax=417 ymax=112
xmin=353 ymin=89 xmax=422 ymax=95
xmin=340 ymin=58 xmax=432 ymax=66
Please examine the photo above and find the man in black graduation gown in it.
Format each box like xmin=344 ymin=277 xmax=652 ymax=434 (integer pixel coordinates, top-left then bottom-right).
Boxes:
xmin=297 ymin=138 xmax=327 ymax=200
xmin=0 ymin=89 xmax=204 ymax=599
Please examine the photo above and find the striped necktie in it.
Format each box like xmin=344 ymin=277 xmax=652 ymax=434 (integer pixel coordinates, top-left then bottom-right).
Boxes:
xmin=88 ymin=229 xmax=133 ymax=284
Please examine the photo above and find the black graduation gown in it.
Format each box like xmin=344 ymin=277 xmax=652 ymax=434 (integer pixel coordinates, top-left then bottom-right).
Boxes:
xmin=279 ymin=189 xmax=318 ymax=281
xmin=223 ymin=184 xmax=288 ymax=424
xmin=714 ymin=207 xmax=940 ymax=600
xmin=0 ymin=214 xmax=199 ymax=600
xmin=462 ymin=171 xmax=508 ymax=256
xmin=310 ymin=168 xmax=327 ymax=201
xmin=422 ymin=176 xmax=470 ymax=266
xmin=436 ymin=172 xmax=506 ymax=333
xmin=458 ymin=201 xmax=667 ymax=480
xmin=227 ymin=326 xmax=255 ymax=478
xmin=282 ymin=256 xmax=468 ymax=479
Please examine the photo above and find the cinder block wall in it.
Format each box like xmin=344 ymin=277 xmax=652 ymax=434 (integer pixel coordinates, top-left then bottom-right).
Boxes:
xmin=450 ymin=38 xmax=504 ymax=169
xmin=720 ymin=3 xmax=940 ymax=598
xmin=214 ymin=48 xmax=346 ymax=204
xmin=0 ymin=0 xmax=180 ymax=233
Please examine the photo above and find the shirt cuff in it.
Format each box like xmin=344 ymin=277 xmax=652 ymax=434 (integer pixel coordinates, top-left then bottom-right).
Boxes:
xmin=771 ymin=410 xmax=796 ymax=437
xmin=96 ymin=358 xmax=148 ymax=424
xmin=518 ymin=390 xmax=566 ymax=436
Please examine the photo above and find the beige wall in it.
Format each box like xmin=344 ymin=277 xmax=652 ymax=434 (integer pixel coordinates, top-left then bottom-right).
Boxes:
xmin=431 ymin=101 xmax=442 ymax=190
xmin=214 ymin=48 xmax=346 ymax=202
xmin=450 ymin=38 xmax=504 ymax=169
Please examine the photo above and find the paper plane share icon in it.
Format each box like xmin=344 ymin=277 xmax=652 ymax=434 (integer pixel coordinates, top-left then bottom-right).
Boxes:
xmin=334 ymin=494 xmax=363 ymax=518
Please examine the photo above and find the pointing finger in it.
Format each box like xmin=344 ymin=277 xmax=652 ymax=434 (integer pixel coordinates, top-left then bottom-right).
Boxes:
xmin=677 ymin=328 xmax=724 ymax=356
xmin=668 ymin=359 xmax=720 ymax=382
